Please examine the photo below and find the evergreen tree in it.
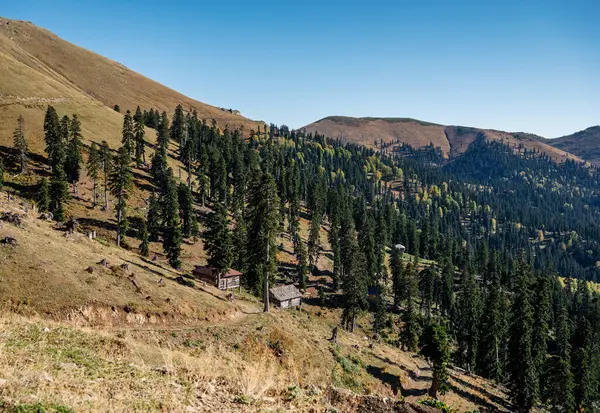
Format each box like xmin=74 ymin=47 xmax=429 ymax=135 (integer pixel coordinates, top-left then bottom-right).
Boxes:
xmin=122 ymin=110 xmax=134 ymax=155
xmin=246 ymin=172 xmax=280 ymax=311
xmin=12 ymin=115 xmax=28 ymax=173
xmin=203 ymin=202 xmax=233 ymax=280
xmin=477 ymin=272 xmax=507 ymax=382
xmin=307 ymin=214 xmax=321 ymax=270
xmin=138 ymin=219 xmax=150 ymax=257
xmin=401 ymin=261 xmax=421 ymax=352
xmin=542 ymin=355 xmax=574 ymax=412
xmin=49 ymin=163 xmax=69 ymax=222
xmin=440 ymin=255 xmax=454 ymax=317
xmin=232 ymin=209 xmax=248 ymax=272
xmin=295 ymin=235 xmax=309 ymax=290
xmin=532 ymin=275 xmax=550 ymax=384
xmin=508 ymin=254 xmax=539 ymax=411
xmin=147 ymin=192 xmax=161 ymax=242
xmin=37 ymin=177 xmax=50 ymax=213
xmin=65 ymin=115 xmax=83 ymax=193
xmin=108 ymin=147 xmax=133 ymax=247
xmin=133 ymin=106 xmax=146 ymax=166
xmin=170 ymin=104 xmax=186 ymax=143
xmin=100 ymin=141 xmax=111 ymax=209
xmin=162 ymin=170 xmax=182 ymax=268
xmin=86 ymin=142 xmax=101 ymax=208
xmin=422 ymin=321 xmax=450 ymax=399
xmin=178 ymin=182 xmax=196 ymax=238
xmin=455 ymin=263 xmax=482 ymax=372
xmin=43 ymin=106 xmax=63 ymax=169
xmin=390 ymin=246 xmax=404 ymax=308
xmin=341 ymin=219 xmax=368 ymax=332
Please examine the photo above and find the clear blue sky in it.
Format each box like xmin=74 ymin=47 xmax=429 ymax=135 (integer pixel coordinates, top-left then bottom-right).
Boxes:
xmin=4 ymin=0 xmax=599 ymax=137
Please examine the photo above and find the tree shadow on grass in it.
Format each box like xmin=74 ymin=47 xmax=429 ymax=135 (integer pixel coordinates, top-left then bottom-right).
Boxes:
xmin=449 ymin=374 xmax=512 ymax=411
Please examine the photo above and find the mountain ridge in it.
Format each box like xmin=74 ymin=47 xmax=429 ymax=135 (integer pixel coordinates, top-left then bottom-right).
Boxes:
xmin=302 ymin=115 xmax=585 ymax=163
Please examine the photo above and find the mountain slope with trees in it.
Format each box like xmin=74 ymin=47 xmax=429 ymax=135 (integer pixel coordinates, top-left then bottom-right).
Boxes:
xmin=302 ymin=116 xmax=582 ymax=163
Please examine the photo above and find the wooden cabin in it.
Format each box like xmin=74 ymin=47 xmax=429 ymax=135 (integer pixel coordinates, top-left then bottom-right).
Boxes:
xmin=192 ymin=266 xmax=242 ymax=291
xmin=269 ymin=284 xmax=302 ymax=309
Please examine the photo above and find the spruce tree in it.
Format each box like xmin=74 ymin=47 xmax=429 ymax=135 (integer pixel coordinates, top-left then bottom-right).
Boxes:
xmin=162 ymin=170 xmax=182 ymax=268
xmin=65 ymin=115 xmax=83 ymax=193
xmin=295 ymin=235 xmax=308 ymax=290
xmin=455 ymin=263 xmax=482 ymax=372
xmin=86 ymin=142 xmax=101 ymax=208
xmin=122 ymin=110 xmax=134 ymax=155
xmin=43 ymin=106 xmax=63 ymax=169
xmin=138 ymin=219 xmax=150 ymax=257
xmin=246 ymin=172 xmax=280 ymax=311
xmin=422 ymin=320 xmax=450 ymax=399
xmin=203 ymin=202 xmax=233 ymax=280
xmin=108 ymin=147 xmax=133 ymax=247
xmin=37 ymin=177 xmax=50 ymax=213
xmin=100 ymin=141 xmax=111 ymax=209
xmin=390 ymin=246 xmax=404 ymax=308
xmin=178 ymin=182 xmax=196 ymax=238
xmin=12 ymin=115 xmax=28 ymax=173
xmin=508 ymin=254 xmax=539 ymax=411
xmin=49 ymin=163 xmax=69 ymax=222
xmin=232 ymin=210 xmax=248 ymax=272
xmin=340 ymin=218 xmax=368 ymax=332
xmin=147 ymin=192 xmax=161 ymax=242
xmin=133 ymin=106 xmax=146 ymax=166
xmin=400 ymin=261 xmax=421 ymax=352
xmin=170 ymin=104 xmax=186 ymax=143
xmin=532 ymin=275 xmax=550 ymax=383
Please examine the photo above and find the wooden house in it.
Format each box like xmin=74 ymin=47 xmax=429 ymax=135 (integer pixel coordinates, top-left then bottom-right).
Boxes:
xmin=192 ymin=266 xmax=242 ymax=291
xmin=269 ymin=284 xmax=302 ymax=309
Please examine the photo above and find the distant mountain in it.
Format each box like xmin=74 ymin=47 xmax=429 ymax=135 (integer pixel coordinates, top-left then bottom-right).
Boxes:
xmin=544 ymin=126 xmax=600 ymax=165
xmin=302 ymin=116 xmax=582 ymax=163
xmin=0 ymin=17 xmax=263 ymax=152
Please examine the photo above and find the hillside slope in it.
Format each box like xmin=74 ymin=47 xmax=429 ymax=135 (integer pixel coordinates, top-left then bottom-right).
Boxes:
xmin=545 ymin=126 xmax=600 ymax=165
xmin=0 ymin=192 xmax=511 ymax=412
xmin=0 ymin=17 xmax=263 ymax=153
xmin=303 ymin=116 xmax=582 ymax=163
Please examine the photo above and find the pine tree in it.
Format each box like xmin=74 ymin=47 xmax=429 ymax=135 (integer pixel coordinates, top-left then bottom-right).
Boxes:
xmin=508 ymin=254 xmax=539 ymax=411
xmin=246 ymin=172 xmax=280 ymax=311
xmin=162 ymin=170 xmax=182 ymax=268
xmin=43 ymin=106 xmax=63 ymax=169
xmin=422 ymin=321 xmax=450 ymax=399
xmin=532 ymin=275 xmax=550 ymax=384
xmin=12 ymin=115 xmax=28 ymax=173
xmin=178 ymin=183 xmax=196 ymax=238
xmin=390 ymin=246 xmax=404 ymax=308
xmin=307 ymin=215 xmax=321 ymax=270
xmin=295 ymin=235 xmax=308 ymax=290
xmin=440 ymin=255 xmax=454 ymax=317
xmin=87 ymin=142 xmax=101 ymax=208
xmin=122 ymin=110 xmax=134 ymax=155
xmin=232 ymin=209 xmax=248 ymax=272
xmin=542 ymin=355 xmax=574 ymax=412
xmin=49 ymin=163 xmax=69 ymax=222
xmin=477 ymin=272 xmax=507 ymax=382
xmin=170 ymin=104 xmax=186 ymax=143
xmin=203 ymin=202 xmax=233 ymax=280
xmin=138 ymin=219 xmax=150 ymax=257
xmin=100 ymin=141 xmax=111 ymax=209
xmin=108 ymin=147 xmax=133 ymax=247
xmin=147 ymin=192 xmax=161 ymax=242
xmin=133 ymin=106 xmax=146 ymax=166
xmin=455 ymin=263 xmax=482 ymax=372
xmin=400 ymin=261 xmax=421 ymax=352
xmin=37 ymin=177 xmax=50 ymax=213
xmin=373 ymin=284 xmax=387 ymax=336
xmin=340 ymin=219 xmax=368 ymax=332
xmin=65 ymin=115 xmax=83 ymax=193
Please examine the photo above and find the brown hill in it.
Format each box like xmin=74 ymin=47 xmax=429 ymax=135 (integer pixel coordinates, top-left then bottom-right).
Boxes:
xmin=544 ymin=126 xmax=600 ymax=165
xmin=303 ymin=116 xmax=582 ymax=163
xmin=0 ymin=17 xmax=263 ymax=153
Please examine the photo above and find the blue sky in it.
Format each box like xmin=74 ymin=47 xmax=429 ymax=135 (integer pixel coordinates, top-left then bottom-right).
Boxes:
xmin=3 ymin=0 xmax=599 ymax=137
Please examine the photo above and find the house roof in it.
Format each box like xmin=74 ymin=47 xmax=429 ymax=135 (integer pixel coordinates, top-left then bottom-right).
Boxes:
xmin=269 ymin=284 xmax=302 ymax=301
xmin=193 ymin=266 xmax=242 ymax=278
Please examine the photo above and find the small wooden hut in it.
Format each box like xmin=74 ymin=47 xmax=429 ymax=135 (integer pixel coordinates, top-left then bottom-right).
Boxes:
xmin=192 ymin=266 xmax=242 ymax=291
xmin=269 ymin=284 xmax=302 ymax=309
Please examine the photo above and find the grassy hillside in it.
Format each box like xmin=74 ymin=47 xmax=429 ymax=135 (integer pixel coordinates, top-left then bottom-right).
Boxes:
xmin=0 ymin=192 xmax=511 ymax=412
xmin=0 ymin=17 xmax=264 ymax=154
xmin=302 ymin=116 xmax=582 ymax=163
xmin=545 ymin=126 xmax=600 ymax=165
